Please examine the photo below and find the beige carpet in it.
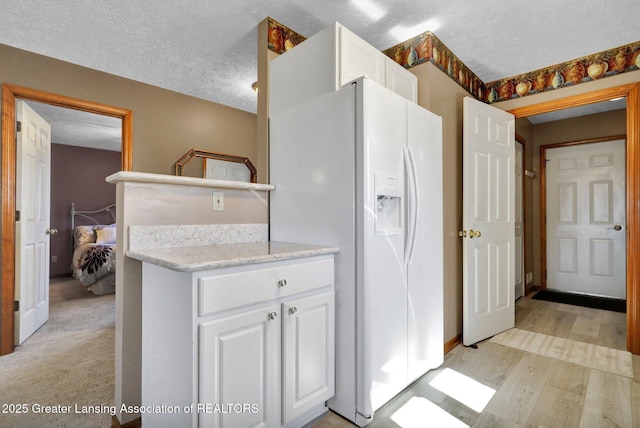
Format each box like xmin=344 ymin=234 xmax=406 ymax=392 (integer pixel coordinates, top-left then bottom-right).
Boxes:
xmin=490 ymin=327 xmax=634 ymax=378
xmin=0 ymin=277 xmax=115 ymax=427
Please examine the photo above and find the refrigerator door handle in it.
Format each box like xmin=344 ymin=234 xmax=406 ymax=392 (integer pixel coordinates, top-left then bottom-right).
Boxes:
xmin=403 ymin=145 xmax=419 ymax=265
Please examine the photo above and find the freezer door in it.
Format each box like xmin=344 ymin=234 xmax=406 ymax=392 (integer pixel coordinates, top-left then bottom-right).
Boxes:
xmin=357 ymin=79 xmax=409 ymax=417
xmin=406 ymin=102 xmax=444 ymax=382
xmin=270 ymin=86 xmax=359 ymax=421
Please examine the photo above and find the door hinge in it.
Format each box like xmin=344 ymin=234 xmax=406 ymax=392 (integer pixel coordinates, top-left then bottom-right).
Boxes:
xmin=15 ymin=210 xmax=20 ymax=221
xmin=14 ymin=300 xmax=19 ymax=312
xmin=16 ymin=121 xmax=21 ymax=133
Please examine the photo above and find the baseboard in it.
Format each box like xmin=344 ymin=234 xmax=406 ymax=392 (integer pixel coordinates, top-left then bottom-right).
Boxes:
xmin=49 ymin=272 xmax=73 ymax=279
xmin=444 ymin=334 xmax=461 ymax=354
xmin=111 ymin=416 xmax=141 ymax=428
xmin=526 ymin=284 xmax=542 ymax=295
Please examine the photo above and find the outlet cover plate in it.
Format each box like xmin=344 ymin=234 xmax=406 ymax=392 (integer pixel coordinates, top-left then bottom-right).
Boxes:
xmin=212 ymin=191 xmax=224 ymax=211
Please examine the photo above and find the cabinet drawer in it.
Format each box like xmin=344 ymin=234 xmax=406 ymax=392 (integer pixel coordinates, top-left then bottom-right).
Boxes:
xmin=199 ymin=258 xmax=334 ymax=316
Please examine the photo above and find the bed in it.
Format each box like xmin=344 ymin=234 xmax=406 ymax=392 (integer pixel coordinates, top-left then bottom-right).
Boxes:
xmin=71 ymin=202 xmax=117 ymax=295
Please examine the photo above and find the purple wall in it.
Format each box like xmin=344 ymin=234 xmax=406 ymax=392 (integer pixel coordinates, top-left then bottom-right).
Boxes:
xmin=50 ymin=144 xmax=120 ymax=277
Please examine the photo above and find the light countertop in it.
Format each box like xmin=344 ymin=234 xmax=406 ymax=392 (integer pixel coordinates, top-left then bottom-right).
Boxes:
xmin=106 ymin=171 xmax=275 ymax=191
xmin=126 ymin=241 xmax=339 ymax=272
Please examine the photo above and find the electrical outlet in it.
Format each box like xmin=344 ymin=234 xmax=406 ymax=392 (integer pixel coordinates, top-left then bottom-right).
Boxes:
xmin=526 ymin=272 xmax=533 ymax=284
xmin=51 ymin=255 xmax=57 ymax=263
xmin=212 ymin=192 xmax=224 ymax=211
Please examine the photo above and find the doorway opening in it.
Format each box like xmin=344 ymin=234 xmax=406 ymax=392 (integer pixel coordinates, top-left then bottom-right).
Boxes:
xmin=1 ymin=84 xmax=133 ymax=355
xmin=508 ymin=82 xmax=640 ymax=354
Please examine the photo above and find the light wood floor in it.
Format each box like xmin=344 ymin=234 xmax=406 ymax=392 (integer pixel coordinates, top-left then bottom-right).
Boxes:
xmin=313 ymin=293 xmax=640 ymax=428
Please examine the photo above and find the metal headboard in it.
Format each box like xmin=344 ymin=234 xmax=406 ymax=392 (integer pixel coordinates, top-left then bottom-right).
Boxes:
xmin=70 ymin=202 xmax=116 ymax=233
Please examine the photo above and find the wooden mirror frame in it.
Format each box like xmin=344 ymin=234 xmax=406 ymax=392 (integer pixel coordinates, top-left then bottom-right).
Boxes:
xmin=174 ymin=148 xmax=257 ymax=183
xmin=1 ymin=83 xmax=133 ymax=355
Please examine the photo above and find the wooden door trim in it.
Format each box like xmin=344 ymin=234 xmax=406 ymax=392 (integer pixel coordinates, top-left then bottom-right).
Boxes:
xmin=509 ymin=82 xmax=640 ymax=354
xmin=1 ymin=84 xmax=132 ymax=355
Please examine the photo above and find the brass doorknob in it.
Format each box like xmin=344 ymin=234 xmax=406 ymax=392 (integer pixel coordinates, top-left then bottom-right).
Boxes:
xmin=469 ymin=230 xmax=481 ymax=238
xmin=46 ymin=228 xmax=58 ymax=235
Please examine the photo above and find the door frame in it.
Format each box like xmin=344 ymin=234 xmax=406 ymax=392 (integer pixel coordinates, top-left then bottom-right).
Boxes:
xmin=1 ymin=83 xmax=133 ymax=355
xmin=508 ymin=82 xmax=640 ymax=354
xmin=540 ymin=134 xmax=627 ymax=291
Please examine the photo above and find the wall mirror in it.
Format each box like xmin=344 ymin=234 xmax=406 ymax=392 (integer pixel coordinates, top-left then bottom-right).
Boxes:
xmin=174 ymin=149 xmax=257 ymax=183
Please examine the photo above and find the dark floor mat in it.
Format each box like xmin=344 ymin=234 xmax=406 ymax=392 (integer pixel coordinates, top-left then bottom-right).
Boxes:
xmin=532 ymin=289 xmax=626 ymax=313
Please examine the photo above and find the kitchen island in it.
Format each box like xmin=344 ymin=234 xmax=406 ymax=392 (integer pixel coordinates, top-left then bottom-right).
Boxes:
xmin=127 ymin=239 xmax=338 ymax=428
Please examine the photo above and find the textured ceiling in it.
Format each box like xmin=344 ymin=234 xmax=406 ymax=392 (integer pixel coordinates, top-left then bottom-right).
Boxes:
xmin=2 ymin=0 xmax=639 ymax=115
xmin=527 ymin=99 xmax=627 ymax=124
xmin=27 ymin=102 xmax=122 ymax=152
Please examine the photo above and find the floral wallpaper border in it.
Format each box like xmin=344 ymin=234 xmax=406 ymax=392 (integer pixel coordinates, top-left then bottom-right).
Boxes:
xmin=266 ymin=17 xmax=640 ymax=104
xmin=267 ymin=17 xmax=306 ymax=54
xmin=483 ymin=41 xmax=640 ymax=103
xmin=383 ymin=32 xmax=486 ymax=100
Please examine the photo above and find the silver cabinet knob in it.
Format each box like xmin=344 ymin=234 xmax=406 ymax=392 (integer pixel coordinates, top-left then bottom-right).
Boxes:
xmin=288 ymin=307 xmax=298 ymax=315
xmin=268 ymin=312 xmax=278 ymax=320
xmin=278 ymin=279 xmax=287 ymax=287
xmin=46 ymin=228 xmax=58 ymax=235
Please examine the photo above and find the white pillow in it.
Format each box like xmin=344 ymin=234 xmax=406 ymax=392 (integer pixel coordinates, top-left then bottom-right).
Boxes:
xmin=95 ymin=225 xmax=116 ymax=245
xmin=74 ymin=225 xmax=96 ymax=246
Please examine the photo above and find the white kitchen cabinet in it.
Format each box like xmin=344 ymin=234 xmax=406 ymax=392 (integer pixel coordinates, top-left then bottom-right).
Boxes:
xmin=385 ymin=57 xmax=419 ymax=103
xmin=282 ymin=291 xmax=335 ymax=424
xmin=138 ymin=252 xmax=335 ymax=428
xmin=338 ymin=25 xmax=386 ymax=89
xmin=200 ymin=305 xmax=279 ymax=428
xmin=270 ymin=22 xmax=417 ymax=115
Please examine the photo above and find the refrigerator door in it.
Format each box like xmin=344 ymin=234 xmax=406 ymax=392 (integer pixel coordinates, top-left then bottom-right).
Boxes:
xmin=406 ymin=102 xmax=444 ymax=382
xmin=356 ymin=79 xmax=408 ymax=418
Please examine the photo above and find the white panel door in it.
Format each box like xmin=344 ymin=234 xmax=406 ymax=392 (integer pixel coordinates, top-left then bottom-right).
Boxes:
xmin=282 ymin=292 xmax=335 ymax=424
xmin=15 ymin=101 xmax=51 ymax=345
xmin=462 ymin=97 xmax=515 ymax=347
xmin=199 ymin=306 xmax=279 ymax=428
xmin=546 ymin=139 xmax=626 ymax=299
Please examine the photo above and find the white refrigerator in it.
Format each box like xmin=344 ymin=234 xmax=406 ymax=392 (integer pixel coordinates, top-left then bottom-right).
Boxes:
xmin=270 ymin=77 xmax=443 ymax=426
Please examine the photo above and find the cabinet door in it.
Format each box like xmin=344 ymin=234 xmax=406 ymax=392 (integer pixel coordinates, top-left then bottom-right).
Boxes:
xmin=385 ymin=57 xmax=418 ymax=102
xmin=200 ymin=306 xmax=279 ymax=428
xmin=282 ymin=291 xmax=335 ymax=424
xmin=339 ymin=26 xmax=385 ymax=87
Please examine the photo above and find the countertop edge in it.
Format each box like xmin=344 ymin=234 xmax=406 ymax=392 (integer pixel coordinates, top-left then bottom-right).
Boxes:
xmin=126 ymin=244 xmax=339 ymax=272
xmin=106 ymin=171 xmax=275 ymax=191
